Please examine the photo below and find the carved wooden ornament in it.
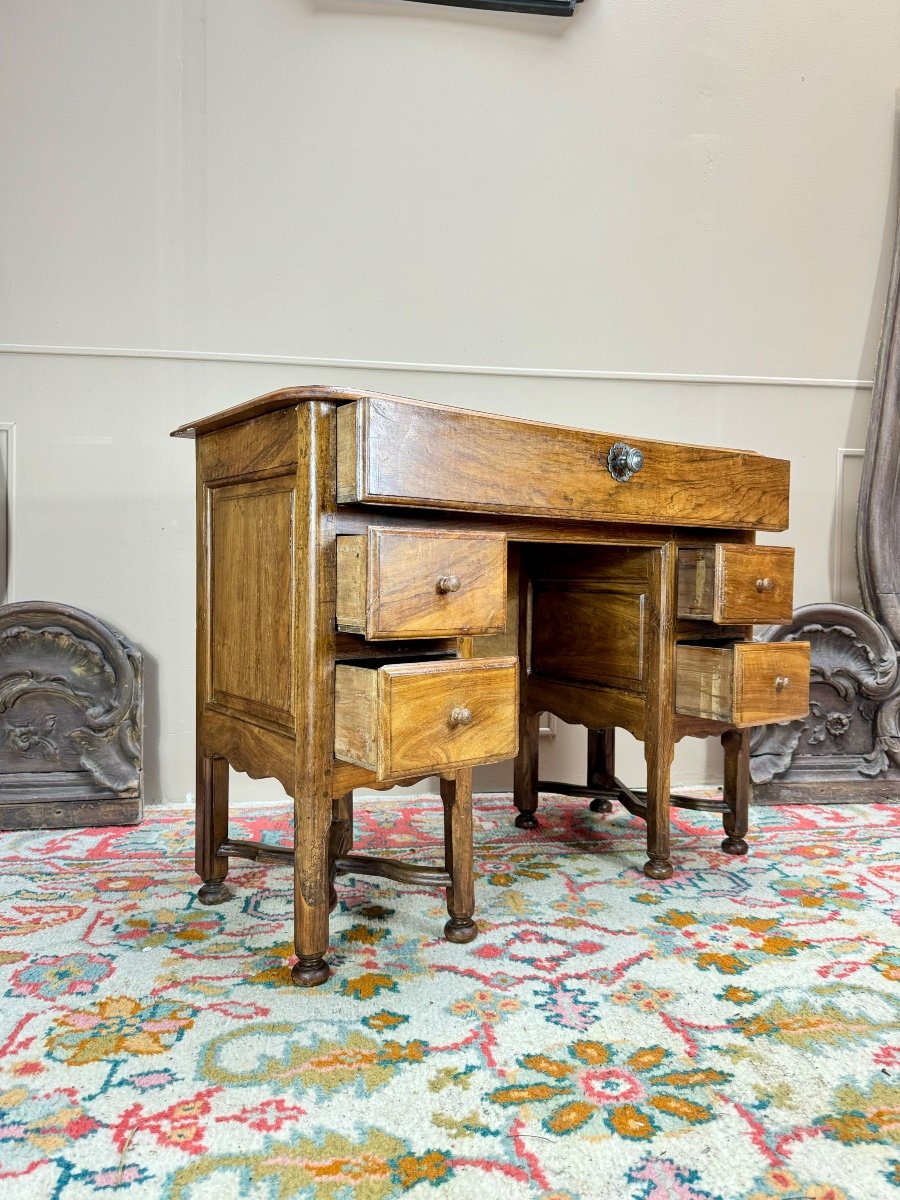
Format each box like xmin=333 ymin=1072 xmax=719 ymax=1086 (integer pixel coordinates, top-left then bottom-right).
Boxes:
xmin=0 ymin=602 xmax=143 ymax=829
xmin=751 ymin=185 xmax=900 ymax=801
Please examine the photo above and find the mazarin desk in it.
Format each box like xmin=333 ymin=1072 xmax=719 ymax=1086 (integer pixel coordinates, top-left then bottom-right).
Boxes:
xmin=172 ymin=388 xmax=809 ymax=986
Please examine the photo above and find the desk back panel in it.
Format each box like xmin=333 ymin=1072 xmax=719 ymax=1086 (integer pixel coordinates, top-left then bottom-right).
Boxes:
xmin=529 ymin=544 xmax=652 ymax=695
xmin=532 ymin=588 xmax=646 ymax=690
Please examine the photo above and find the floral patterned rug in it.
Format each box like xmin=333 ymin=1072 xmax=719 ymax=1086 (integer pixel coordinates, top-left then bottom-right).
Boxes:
xmin=1 ymin=795 xmax=898 ymax=1200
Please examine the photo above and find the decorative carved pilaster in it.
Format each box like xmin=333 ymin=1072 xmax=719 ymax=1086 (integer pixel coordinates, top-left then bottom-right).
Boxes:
xmin=858 ymin=183 xmax=900 ymax=646
xmin=752 ymin=188 xmax=900 ymax=802
xmin=0 ymin=602 xmax=143 ymax=829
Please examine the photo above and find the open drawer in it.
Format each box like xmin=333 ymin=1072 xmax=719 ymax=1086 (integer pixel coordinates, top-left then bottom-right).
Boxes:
xmin=336 ymin=528 xmax=507 ymax=640
xmin=675 ymin=641 xmax=810 ymax=728
xmin=677 ymin=544 xmax=795 ymax=624
xmin=336 ymin=395 xmax=790 ymax=531
xmin=334 ymin=656 xmax=518 ymax=782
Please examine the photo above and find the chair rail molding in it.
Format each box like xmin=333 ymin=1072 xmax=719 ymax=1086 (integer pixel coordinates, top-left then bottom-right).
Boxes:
xmin=0 ymin=343 xmax=875 ymax=390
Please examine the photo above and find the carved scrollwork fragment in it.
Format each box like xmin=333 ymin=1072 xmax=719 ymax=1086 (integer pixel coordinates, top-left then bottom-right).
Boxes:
xmin=751 ymin=181 xmax=900 ymax=801
xmin=751 ymin=604 xmax=900 ymax=789
xmin=0 ymin=602 xmax=143 ymax=829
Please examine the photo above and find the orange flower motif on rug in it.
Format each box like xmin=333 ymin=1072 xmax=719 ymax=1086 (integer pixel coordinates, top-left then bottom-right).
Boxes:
xmin=46 ymin=997 xmax=197 ymax=1065
xmin=488 ymin=1040 xmax=730 ymax=1139
xmin=1 ymin=796 xmax=897 ymax=1198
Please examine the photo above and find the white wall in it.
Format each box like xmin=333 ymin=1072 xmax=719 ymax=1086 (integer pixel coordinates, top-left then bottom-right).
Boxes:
xmin=1 ymin=1 xmax=897 ymax=803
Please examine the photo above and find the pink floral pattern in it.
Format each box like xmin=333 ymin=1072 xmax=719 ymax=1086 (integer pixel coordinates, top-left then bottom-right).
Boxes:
xmin=0 ymin=795 xmax=896 ymax=1199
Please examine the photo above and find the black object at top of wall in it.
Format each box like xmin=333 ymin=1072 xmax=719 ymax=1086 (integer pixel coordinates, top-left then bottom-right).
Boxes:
xmin=397 ymin=0 xmax=583 ymax=17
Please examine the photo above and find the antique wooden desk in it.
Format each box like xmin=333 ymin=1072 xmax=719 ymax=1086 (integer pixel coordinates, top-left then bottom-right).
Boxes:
xmin=172 ymin=387 xmax=809 ymax=987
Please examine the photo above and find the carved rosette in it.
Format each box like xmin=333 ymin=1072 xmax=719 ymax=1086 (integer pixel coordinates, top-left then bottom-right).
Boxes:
xmin=751 ymin=186 xmax=900 ymax=800
xmin=0 ymin=602 xmax=143 ymax=829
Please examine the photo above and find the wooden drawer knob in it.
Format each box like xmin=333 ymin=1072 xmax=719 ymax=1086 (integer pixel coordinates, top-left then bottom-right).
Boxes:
xmin=437 ymin=575 xmax=461 ymax=594
xmin=774 ymin=675 xmax=791 ymax=691
xmin=756 ymin=577 xmax=775 ymax=592
xmin=448 ymin=706 xmax=473 ymax=728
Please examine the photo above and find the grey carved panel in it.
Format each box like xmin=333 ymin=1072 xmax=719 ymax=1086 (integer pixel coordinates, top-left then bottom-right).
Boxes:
xmin=752 ymin=180 xmax=900 ymax=804
xmin=0 ymin=602 xmax=143 ymax=829
xmin=750 ymin=604 xmax=900 ymax=801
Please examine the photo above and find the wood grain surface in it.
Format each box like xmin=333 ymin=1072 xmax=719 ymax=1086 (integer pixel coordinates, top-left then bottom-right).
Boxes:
xmin=335 ymin=656 xmax=518 ymax=781
xmin=337 ymin=396 xmax=790 ymax=531
xmin=173 ymin=386 xmax=376 ymax=440
xmin=675 ymin=641 xmax=810 ymax=727
xmin=291 ymin=401 xmax=340 ymax=983
xmin=531 ymin=588 xmax=646 ymax=689
xmin=196 ymin=406 xmax=298 ymax=481
xmin=201 ymin=708 xmax=296 ymax=796
xmin=677 ymin=544 xmax=795 ymax=624
xmin=336 ymin=527 xmax=507 ymax=639
xmin=209 ymin=477 xmax=295 ymax=726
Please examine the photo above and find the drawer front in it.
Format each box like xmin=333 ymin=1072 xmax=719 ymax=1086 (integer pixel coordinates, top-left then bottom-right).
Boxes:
xmin=675 ymin=641 xmax=810 ymax=728
xmin=678 ymin=544 xmax=795 ymax=624
xmin=336 ymin=529 xmax=507 ymax=639
xmin=335 ymin=656 xmax=518 ymax=782
xmin=337 ymin=397 xmax=790 ymax=532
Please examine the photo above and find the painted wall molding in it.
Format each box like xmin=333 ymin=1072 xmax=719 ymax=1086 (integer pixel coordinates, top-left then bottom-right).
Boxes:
xmin=0 ymin=343 xmax=874 ymax=391
xmin=0 ymin=423 xmax=16 ymax=606
xmin=833 ymin=448 xmax=866 ymax=606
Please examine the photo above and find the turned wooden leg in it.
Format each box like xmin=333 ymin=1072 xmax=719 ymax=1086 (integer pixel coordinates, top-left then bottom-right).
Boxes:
xmin=587 ymin=728 xmax=615 ymax=814
xmin=292 ymin=892 xmax=331 ymax=986
xmin=328 ymin=792 xmax=354 ymax=912
xmin=513 ymin=711 xmax=541 ymax=829
xmin=643 ymin=726 xmax=675 ymax=880
xmin=721 ymin=727 xmax=750 ymax=856
xmin=291 ymin=400 xmax=338 ymax=988
xmin=196 ymin=755 xmax=231 ymax=904
xmin=441 ymin=771 xmax=478 ymax=943
xmin=511 ymin=547 xmax=540 ymax=830
xmin=643 ymin=542 xmax=677 ymax=881
xmin=291 ymin=751 xmax=335 ymax=987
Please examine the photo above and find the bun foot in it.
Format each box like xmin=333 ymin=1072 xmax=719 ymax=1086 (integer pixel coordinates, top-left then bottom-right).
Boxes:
xmin=514 ymin=812 xmax=539 ymax=830
xmin=444 ymin=917 xmax=478 ymax=944
xmin=643 ymin=857 xmax=673 ymax=880
xmin=589 ymin=797 xmax=613 ymax=814
xmin=197 ymin=880 xmax=232 ymax=905
xmin=291 ymin=957 xmax=331 ymax=987
xmin=722 ymin=836 xmax=748 ymax=857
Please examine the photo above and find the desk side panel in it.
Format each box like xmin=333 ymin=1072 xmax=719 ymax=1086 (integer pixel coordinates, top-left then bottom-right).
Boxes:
xmin=207 ymin=477 xmax=295 ymax=727
xmin=198 ymin=419 xmax=298 ymax=736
